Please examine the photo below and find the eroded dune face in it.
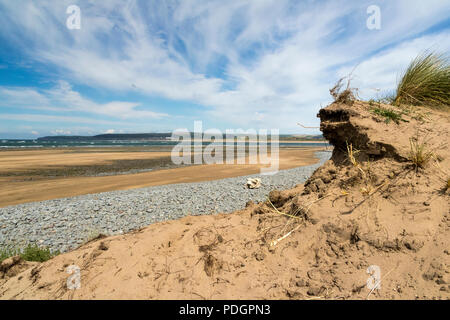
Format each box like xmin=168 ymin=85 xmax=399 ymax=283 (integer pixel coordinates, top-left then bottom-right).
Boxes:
xmin=1 ymin=101 xmax=449 ymax=300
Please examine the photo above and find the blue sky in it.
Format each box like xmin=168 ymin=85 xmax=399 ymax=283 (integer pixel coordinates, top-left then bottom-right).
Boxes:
xmin=0 ymin=0 xmax=449 ymax=138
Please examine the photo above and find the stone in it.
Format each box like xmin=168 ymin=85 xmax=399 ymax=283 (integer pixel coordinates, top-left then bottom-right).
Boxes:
xmin=246 ymin=178 xmax=261 ymax=189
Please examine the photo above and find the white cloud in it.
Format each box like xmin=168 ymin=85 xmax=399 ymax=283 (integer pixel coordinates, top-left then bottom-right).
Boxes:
xmin=0 ymin=113 xmax=124 ymax=126
xmin=0 ymin=87 xmax=50 ymax=106
xmin=51 ymin=129 xmax=72 ymax=135
xmin=0 ymin=81 xmax=168 ymax=120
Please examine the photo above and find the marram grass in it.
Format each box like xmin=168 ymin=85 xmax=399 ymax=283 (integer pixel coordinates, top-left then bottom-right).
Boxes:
xmin=394 ymin=52 xmax=450 ymax=110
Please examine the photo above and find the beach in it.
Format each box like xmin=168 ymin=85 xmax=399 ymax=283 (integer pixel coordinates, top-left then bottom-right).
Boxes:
xmin=0 ymin=145 xmax=327 ymax=207
xmin=0 ymin=148 xmax=330 ymax=253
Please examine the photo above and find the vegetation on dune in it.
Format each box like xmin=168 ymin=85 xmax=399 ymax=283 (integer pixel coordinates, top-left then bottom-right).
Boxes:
xmin=330 ymin=76 xmax=357 ymax=105
xmin=0 ymin=248 xmax=15 ymax=263
xmin=408 ymin=137 xmax=435 ymax=171
xmin=0 ymin=244 xmax=58 ymax=263
xmin=369 ymin=103 xmax=406 ymax=124
xmin=394 ymin=51 xmax=450 ymax=109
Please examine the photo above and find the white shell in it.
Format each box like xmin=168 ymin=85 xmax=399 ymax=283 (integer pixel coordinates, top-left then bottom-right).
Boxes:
xmin=246 ymin=178 xmax=261 ymax=189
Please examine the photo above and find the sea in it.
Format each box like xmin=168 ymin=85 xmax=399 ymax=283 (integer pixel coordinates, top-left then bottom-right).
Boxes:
xmin=0 ymin=139 xmax=330 ymax=149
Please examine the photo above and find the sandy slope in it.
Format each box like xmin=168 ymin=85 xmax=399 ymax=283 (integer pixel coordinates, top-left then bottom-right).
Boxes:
xmin=0 ymin=101 xmax=448 ymax=300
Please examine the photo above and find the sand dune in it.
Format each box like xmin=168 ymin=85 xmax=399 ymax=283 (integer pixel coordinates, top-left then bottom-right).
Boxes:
xmin=1 ymin=101 xmax=448 ymax=300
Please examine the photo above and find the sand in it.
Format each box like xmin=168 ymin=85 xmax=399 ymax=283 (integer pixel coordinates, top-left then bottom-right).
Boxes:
xmin=0 ymin=148 xmax=172 ymax=172
xmin=0 ymin=147 xmax=325 ymax=207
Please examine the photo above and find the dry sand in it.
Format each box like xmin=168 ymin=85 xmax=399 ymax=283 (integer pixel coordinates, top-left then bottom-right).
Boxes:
xmin=0 ymin=101 xmax=448 ymax=300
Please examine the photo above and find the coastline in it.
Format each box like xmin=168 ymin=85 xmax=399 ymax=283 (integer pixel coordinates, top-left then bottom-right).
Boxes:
xmin=0 ymin=140 xmax=329 ymax=150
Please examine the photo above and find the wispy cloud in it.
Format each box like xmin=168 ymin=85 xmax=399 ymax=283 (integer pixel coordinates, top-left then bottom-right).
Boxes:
xmin=0 ymin=81 xmax=168 ymax=119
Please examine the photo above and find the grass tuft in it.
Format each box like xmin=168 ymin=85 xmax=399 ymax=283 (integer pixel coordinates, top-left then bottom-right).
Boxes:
xmin=0 ymin=244 xmax=58 ymax=263
xmin=20 ymin=244 xmax=56 ymax=262
xmin=408 ymin=138 xmax=434 ymax=171
xmin=370 ymin=105 xmax=406 ymax=124
xmin=346 ymin=142 xmax=360 ymax=167
xmin=0 ymin=247 xmax=16 ymax=263
xmin=345 ymin=142 xmax=376 ymax=196
xmin=394 ymin=51 xmax=450 ymax=109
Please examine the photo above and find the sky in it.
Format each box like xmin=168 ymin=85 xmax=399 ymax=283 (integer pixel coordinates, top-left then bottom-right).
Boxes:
xmin=0 ymin=0 xmax=449 ymax=139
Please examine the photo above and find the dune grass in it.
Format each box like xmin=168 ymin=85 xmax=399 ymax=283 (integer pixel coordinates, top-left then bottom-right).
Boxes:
xmin=408 ymin=138 xmax=434 ymax=171
xmin=394 ymin=52 xmax=450 ymax=109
